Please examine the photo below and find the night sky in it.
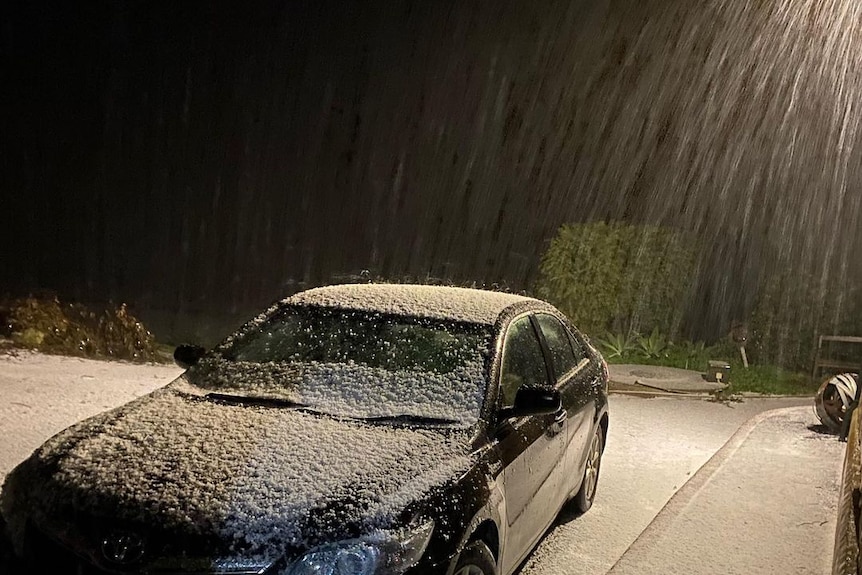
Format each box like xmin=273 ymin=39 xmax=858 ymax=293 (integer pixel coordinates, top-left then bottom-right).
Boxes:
xmin=3 ymin=0 xmax=861 ymax=342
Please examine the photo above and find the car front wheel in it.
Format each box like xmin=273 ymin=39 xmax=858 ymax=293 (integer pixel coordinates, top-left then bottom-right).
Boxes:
xmin=574 ymin=425 xmax=604 ymax=513
xmin=453 ymin=540 xmax=497 ymax=575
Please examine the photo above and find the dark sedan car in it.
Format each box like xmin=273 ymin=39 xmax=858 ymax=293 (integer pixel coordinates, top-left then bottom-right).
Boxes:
xmin=0 ymin=284 xmax=609 ymax=575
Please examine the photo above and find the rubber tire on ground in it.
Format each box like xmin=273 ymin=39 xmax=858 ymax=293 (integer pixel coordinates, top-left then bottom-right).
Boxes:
xmin=452 ymin=540 xmax=498 ymax=575
xmin=573 ymin=425 xmax=604 ymax=513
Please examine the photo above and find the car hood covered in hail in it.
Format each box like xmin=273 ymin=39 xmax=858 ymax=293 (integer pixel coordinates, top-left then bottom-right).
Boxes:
xmin=0 ymin=379 xmax=475 ymax=561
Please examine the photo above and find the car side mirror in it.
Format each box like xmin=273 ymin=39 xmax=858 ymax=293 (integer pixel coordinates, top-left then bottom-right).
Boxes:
xmin=500 ymin=386 xmax=562 ymax=420
xmin=174 ymin=344 xmax=206 ymax=369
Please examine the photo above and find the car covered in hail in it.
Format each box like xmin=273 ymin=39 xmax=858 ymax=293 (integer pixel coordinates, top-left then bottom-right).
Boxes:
xmin=0 ymin=284 xmax=609 ymax=575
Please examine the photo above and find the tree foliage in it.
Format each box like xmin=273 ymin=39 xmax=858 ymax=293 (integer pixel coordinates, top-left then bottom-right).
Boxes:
xmin=535 ymin=221 xmax=697 ymax=338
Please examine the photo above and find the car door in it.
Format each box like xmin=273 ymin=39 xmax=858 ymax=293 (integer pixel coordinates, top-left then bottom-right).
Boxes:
xmin=496 ymin=314 xmax=565 ymax=573
xmin=533 ymin=313 xmax=596 ymax=494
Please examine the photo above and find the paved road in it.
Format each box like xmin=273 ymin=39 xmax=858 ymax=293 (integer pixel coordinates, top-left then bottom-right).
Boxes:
xmin=0 ymin=353 xmax=825 ymax=574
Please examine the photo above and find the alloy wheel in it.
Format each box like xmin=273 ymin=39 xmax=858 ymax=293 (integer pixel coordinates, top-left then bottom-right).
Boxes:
xmin=583 ymin=430 xmax=602 ymax=501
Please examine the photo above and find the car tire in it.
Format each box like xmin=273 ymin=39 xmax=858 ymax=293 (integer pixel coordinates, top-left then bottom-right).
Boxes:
xmin=573 ymin=425 xmax=604 ymax=513
xmin=453 ymin=540 xmax=497 ymax=575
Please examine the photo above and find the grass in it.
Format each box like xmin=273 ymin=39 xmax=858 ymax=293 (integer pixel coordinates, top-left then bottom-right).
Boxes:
xmin=724 ymin=363 xmax=817 ymax=396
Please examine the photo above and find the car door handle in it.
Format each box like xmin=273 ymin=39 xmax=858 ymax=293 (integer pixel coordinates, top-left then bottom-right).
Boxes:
xmin=554 ymin=409 xmax=567 ymax=426
xmin=547 ymin=409 xmax=567 ymax=436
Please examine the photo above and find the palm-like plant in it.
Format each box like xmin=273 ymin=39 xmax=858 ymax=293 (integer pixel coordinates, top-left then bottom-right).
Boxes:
xmin=595 ymin=332 xmax=637 ymax=360
xmin=636 ymin=327 xmax=668 ymax=359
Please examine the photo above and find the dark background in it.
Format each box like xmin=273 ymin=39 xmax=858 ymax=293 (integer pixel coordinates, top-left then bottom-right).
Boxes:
xmin=3 ymin=0 xmax=861 ymax=342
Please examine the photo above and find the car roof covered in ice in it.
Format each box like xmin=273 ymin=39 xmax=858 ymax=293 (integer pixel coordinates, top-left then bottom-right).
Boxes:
xmin=286 ymin=283 xmax=544 ymax=325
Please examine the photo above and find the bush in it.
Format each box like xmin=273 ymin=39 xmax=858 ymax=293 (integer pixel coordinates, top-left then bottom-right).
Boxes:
xmin=594 ymin=332 xmax=638 ymax=360
xmin=535 ymin=221 xmax=697 ymax=337
xmin=593 ymin=326 xmax=711 ymax=369
xmin=4 ymin=296 xmax=160 ymax=362
xmin=636 ymin=328 xmax=669 ymax=359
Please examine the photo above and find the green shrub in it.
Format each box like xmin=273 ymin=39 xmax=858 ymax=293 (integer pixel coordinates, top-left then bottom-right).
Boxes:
xmin=675 ymin=339 xmax=707 ymax=370
xmin=596 ymin=327 xmax=713 ymax=370
xmin=636 ymin=327 xmax=669 ymax=359
xmin=594 ymin=332 xmax=638 ymax=360
xmin=535 ymin=221 xmax=697 ymax=337
xmin=5 ymin=296 xmax=160 ymax=362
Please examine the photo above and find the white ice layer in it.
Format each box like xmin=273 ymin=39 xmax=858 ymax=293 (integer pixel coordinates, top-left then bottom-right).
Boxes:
xmin=183 ymin=357 xmax=486 ymax=425
xmin=286 ymin=283 xmax=538 ymax=325
xmin=25 ymin=385 xmax=473 ymax=559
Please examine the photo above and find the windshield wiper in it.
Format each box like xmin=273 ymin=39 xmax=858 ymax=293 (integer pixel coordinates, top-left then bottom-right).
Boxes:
xmin=361 ymin=414 xmax=462 ymax=426
xmin=204 ymin=393 xmax=309 ymax=409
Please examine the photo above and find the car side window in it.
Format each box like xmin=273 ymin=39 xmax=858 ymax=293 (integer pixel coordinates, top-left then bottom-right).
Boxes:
xmin=535 ymin=314 xmax=579 ymax=379
xmin=566 ymin=329 xmax=589 ymax=364
xmin=499 ymin=316 xmax=549 ymax=407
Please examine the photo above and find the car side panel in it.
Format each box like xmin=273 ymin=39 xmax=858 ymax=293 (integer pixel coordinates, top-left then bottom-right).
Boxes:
xmin=558 ymin=361 xmax=596 ymax=497
xmin=496 ymin=411 xmax=564 ymax=574
xmin=531 ymin=313 xmax=598 ymax=502
xmin=576 ymin=341 xmax=609 ymax=482
xmin=494 ymin=315 xmax=566 ymax=573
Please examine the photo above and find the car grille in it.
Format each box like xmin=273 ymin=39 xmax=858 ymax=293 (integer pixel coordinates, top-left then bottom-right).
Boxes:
xmin=23 ymin=525 xmax=114 ymax=574
xmin=19 ymin=523 xmax=282 ymax=575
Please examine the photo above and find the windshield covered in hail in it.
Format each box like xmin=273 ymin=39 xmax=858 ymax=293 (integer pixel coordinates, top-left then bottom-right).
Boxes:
xmin=180 ymin=305 xmax=493 ymax=427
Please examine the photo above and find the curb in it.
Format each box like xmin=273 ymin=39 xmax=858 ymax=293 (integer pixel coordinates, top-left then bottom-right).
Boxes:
xmin=608 ymin=381 xmax=718 ymax=398
xmin=609 ymin=382 xmax=815 ymax=400
xmin=609 ymin=389 xmax=708 ymax=398
xmin=609 ymin=389 xmax=815 ymax=400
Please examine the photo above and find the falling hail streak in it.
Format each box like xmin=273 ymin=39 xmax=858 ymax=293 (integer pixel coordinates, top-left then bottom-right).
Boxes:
xmin=586 ymin=0 xmax=862 ymax=331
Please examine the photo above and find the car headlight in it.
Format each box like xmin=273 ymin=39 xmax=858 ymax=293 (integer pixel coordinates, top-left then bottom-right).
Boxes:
xmin=285 ymin=520 xmax=434 ymax=575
